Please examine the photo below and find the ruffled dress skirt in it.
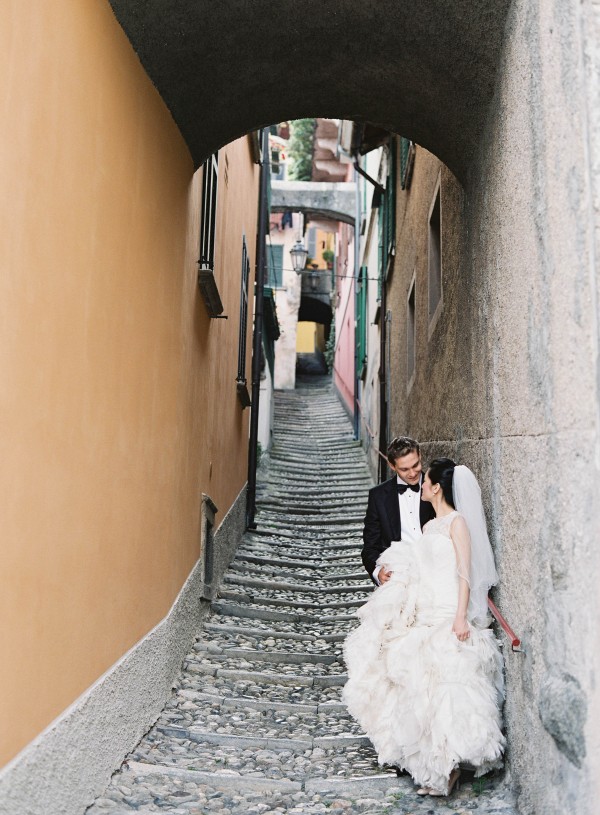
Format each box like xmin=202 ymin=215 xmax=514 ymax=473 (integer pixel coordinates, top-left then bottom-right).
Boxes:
xmin=343 ymin=538 xmax=505 ymax=794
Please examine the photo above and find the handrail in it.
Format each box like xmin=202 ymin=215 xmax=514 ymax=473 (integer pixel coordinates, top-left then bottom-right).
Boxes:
xmin=487 ymin=597 xmax=523 ymax=652
xmin=354 ymin=395 xmax=389 ymax=463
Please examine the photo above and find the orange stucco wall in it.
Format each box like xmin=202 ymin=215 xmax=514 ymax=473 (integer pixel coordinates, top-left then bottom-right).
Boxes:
xmin=0 ymin=0 xmax=258 ymax=766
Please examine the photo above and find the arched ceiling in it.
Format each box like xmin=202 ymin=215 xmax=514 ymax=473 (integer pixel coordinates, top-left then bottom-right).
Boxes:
xmin=299 ymin=295 xmax=332 ymax=326
xmin=107 ymin=0 xmax=511 ymax=182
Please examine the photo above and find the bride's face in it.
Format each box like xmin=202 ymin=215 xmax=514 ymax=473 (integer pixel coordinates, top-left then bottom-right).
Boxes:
xmin=420 ymin=471 xmax=437 ymax=503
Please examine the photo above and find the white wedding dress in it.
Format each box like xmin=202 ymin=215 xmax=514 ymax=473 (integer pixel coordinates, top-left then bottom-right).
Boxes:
xmin=343 ymin=512 xmax=505 ymax=793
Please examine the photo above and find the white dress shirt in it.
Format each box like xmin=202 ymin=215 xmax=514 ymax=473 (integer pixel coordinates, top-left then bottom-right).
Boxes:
xmin=373 ymin=475 xmax=423 ymax=584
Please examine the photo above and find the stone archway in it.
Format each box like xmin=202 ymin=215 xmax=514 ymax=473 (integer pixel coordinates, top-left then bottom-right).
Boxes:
xmin=106 ymin=5 xmax=600 ymax=815
xmin=107 ymin=0 xmax=511 ymax=182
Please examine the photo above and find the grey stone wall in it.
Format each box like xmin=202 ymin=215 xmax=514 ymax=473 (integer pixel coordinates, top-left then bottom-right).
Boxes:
xmin=387 ymin=2 xmax=600 ymax=812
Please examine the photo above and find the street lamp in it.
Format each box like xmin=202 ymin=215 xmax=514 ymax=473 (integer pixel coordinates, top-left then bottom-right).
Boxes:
xmin=290 ymin=239 xmax=308 ymax=273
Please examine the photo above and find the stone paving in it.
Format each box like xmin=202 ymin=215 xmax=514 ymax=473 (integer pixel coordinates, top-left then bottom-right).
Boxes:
xmin=86 ymin=377 xmax=519 ymax=815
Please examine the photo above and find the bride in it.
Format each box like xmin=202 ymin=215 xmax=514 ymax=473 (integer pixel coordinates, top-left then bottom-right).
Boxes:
xmin=343 ymin=458 xmax=506 ymax=796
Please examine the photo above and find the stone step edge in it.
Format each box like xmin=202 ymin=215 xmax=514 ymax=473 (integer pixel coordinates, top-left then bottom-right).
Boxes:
xmin=124 ymin=761 xmax=400 ymax=795
xmin=212 ymin=600 xmax=357 ymax=624
xmin=178 ymin=690 xmax=347 ymax=715
xmin=203 ymin=621 xmax=347 ymax=643
xmin=230 ymin=556 xmax=365 ymax=576
xmin=228 ymin=564 xmax=366 ymax=582
xmin=223 ymin=575 xmax=370 ymax=594
xmin=190 ymin=646 xmax=340 ymax=666
xmin=123 ymin=761 xmax=302 ymax=793
xmin=184 ymin=665 xmax=347 ymax=687
xmin=217 ymin=590 xmax=364 ymax=610
xmin=155 ymin=726 xmax=370 ymax=752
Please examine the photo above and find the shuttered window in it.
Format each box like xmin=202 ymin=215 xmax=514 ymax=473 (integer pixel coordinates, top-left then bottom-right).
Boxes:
xmin=199 ymin=152 xmax=219 ymax=271
xmin=267 ymin=244 xmax=284 ymax=288
xmin=237 ymin=236 xmax=250 ymax=389
xmin=356 ymin=265 xmax=367 ymax=376
xmin=399 ymin=137 xmax=415 ymax=190
xmin=377 ymin=139 xmax=397 ymax=300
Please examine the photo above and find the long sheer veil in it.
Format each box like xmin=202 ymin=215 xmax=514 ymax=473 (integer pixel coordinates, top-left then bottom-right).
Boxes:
xmin=452 ymin=465 xmax=499 ymax=626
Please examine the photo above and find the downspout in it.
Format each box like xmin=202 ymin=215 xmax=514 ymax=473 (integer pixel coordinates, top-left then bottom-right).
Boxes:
xmin=353 ymin=156 xmax=387 ymax=484
xmin=378 ymin=279 xmax=388 ymax=484
xmin=353 ymin=165 xmax=361 ymax=440
xmin=246 ymin=128 xmax=269 ymax=529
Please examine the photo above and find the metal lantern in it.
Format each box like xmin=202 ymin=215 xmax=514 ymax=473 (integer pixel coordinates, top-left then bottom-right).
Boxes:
xmin=289 ymin=239 xmax=309 ymax=273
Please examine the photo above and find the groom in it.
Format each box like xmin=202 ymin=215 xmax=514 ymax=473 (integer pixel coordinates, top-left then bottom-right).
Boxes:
xmin=362 ymin=436 xmax=435 ymax=584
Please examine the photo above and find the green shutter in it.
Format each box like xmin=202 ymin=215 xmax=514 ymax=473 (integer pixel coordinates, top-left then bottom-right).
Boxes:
xmin=267 ymin=244 xmax=284 ymax=288
xmin=356 ymin=266 xmax=367 ymax=375
xmin=385 ymin=140 xmax=396 ymax=259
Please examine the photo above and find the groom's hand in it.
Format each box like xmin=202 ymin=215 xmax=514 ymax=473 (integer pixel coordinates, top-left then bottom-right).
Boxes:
xmin=379 ymin=567 xmax=393 ymax=584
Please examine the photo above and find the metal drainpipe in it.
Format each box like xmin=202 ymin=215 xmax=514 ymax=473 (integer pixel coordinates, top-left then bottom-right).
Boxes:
xmin=378 ymin=280 xmax=388 ymax=484
xmin=353 ymin=165 xmax=361 ymax=440
xmin=246 ymin=128 xmax=269 ymax=530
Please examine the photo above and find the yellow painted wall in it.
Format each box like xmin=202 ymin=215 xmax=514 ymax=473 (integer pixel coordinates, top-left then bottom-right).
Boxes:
xmin=0 ymin=0 xmax=258 ymax=766
xmin=296 ymin=322 xmax=317 ymax=352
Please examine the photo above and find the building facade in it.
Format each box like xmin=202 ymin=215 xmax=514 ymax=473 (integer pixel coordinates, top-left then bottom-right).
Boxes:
xmin=1 ymin=3 xmax=261 ymax=809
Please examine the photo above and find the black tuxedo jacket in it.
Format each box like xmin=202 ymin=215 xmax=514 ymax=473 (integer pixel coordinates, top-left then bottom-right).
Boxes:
xmin=361 ymin=476 xmax=435 ymax=582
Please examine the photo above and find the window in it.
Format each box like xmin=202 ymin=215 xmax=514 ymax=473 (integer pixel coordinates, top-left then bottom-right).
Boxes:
xmin=407 ymin=275 xmax=416 ymax=387
xmin=199 ymin=152 xmax=219 ymax=271
xmin=400 ymin=137 xmax=415 ymax=190
xmin=267 ymin=244 xmax=284 ymax=288
xmin=356 ymin=266 xmax=367 ymax=377
xmin=236 ymin=236 xmax=251 ymax=407
xmin=307 ymin=227 xmax=316 ymax=262
xmin=377 ymin=139 xmax=397 ymax=301
xmin=428 ymin=176 xmax=442 ymax=334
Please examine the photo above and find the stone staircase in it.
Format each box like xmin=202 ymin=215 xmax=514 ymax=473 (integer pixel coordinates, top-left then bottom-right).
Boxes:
xmin=85 ymin=378 xmax=518 ymax=815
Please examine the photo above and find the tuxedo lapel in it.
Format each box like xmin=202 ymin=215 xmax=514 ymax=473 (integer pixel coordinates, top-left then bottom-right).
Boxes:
xmin=383 ymin=478 xmax=401 ymax=540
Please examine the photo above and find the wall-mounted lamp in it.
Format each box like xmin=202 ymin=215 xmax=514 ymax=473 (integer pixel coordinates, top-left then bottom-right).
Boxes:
xmin=290 ymin=239 xmax=309 ymax=274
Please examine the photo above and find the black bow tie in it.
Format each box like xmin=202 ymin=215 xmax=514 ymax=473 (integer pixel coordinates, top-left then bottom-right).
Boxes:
xmin=397 ymin=483 xmax=420 ymax=494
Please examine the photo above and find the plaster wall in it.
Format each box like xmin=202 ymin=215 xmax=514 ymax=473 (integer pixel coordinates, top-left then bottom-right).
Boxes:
xmin=273 ymin=215 xmax=302 ymax=390
xmin=0 ymin=488 xmax=246 ymax=815
xmin=358 ymin=148 xmax=384 ymax=481
xmin=258 ymin=357 xmax=274 ymax=453
xmin=0 ymin=0 xmax=257 ymax=769
xmin=333 ymin=223 xmax=356 ymax=415
xmin=386 ymin=2 xmax=600 ymax=811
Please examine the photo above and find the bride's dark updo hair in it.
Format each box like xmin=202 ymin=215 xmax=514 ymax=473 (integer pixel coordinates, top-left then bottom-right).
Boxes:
xmin=427 ymin=458 xmax=457 ymax=508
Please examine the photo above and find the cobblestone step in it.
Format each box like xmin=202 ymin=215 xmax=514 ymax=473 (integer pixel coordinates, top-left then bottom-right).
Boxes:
xmin=87 ymin=379 xmax=518 ymax=815
xmin=222 ymin=574 xmax=370 ymax=594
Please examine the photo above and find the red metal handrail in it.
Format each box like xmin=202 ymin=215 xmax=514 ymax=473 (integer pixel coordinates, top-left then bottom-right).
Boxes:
xmin=354 ymin=396 xmax=389 ymax=463
xmin=487 ymin=597 xmax=522 ymax=651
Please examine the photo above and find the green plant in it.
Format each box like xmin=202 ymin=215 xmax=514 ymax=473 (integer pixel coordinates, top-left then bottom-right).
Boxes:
xmin=322 ymin=249 xmax=335 ymax=264
xmin=288 ymin=118 xmax=316 ymax=181
xmin=324 ymin=323 xmax=336 ymax=374
xmin=472 ymin=777 xmax=488 ymax=796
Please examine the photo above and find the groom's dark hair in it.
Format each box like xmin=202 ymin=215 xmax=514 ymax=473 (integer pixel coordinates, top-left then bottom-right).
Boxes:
xmin=387 ymin=436 xmax=420 ymax=465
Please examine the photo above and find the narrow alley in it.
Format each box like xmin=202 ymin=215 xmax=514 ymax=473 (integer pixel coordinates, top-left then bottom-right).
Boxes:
xmin=86 ymin=380 xmax=518 ymax=815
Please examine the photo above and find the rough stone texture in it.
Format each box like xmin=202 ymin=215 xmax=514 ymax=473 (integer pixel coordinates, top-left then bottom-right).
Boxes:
xmin=106 ymin=0 xmax=511 ymax=182
xmin=385 ymin=3 xmax=600 ymax=813
xmin=538 ymin=672 xmax=587 ymax=768
xmin=270 ymin=182 xmax=356 ymax=226
xmin=84 ymin=379 xmax=519 ymax=815
xmin=0 ymin=487 xmax=247 ymax=815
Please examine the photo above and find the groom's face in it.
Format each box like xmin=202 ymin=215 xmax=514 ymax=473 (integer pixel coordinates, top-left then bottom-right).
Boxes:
xmin=390 ymin=450 xmax=422 ymax=485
